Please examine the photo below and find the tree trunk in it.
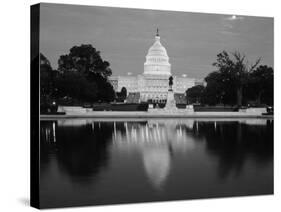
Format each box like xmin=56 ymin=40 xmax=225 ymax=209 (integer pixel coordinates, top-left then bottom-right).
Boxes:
xmin=256 ymin=90 xmax=263 ymax=105
xmin=237 ymin=86 xmax=243 ymax=106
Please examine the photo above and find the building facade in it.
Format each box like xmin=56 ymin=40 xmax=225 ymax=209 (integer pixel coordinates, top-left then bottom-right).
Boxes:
xmin=109 ymin=30 xmax=204 ymax=103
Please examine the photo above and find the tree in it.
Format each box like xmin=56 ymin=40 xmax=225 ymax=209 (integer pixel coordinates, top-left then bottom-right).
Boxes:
xmin=212 ymin=51 xmax=260 ymax=106
xmin=56 ymin=44 xmax=115 ymax=103
xmin=116 ymin=87 xmax=127 ymax=102
xmin=58 ymin=44 xmax=112 ymax=77
xmin=40 ymin=53 xmax=57 ymax=102
xmin=247 ymin=65 xmax=273 ymax=105
xmin=203 ymin=71 xmax=231 ymax=105
xmin=186 ymin=85 xmax=205 ymax=104
xmin=54 ymin=71 xmax=98 ymax=103
xmin=120 ymin=87 xmax=127 ymax=99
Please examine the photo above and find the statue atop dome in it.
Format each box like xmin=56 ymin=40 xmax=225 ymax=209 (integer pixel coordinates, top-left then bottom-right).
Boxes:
xmin=156 ymin=28 xmax=159 ymax=37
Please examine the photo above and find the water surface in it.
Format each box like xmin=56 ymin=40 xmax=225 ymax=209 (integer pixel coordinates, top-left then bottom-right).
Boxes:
xmin=40 ymin=118 xmax=273 ymax=208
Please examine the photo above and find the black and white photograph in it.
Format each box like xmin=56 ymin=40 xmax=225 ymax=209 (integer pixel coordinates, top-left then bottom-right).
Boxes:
xmin=30 ymin=2 xmax=273 ymax=209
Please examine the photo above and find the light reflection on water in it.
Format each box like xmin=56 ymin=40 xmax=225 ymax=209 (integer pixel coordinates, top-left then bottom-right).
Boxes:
xmin=111 ymin=120 xmax=198 ymax=189
xmin=40 ymin=118 xmax=273 ymax=208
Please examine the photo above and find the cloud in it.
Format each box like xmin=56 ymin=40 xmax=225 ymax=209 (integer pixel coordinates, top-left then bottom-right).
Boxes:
xmin=220 ymin=30 xmax=240 ymax=35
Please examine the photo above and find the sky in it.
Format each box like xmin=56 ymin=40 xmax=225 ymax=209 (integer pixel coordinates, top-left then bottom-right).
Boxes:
xmin=40 ymin=3 xmax=273 ymax=79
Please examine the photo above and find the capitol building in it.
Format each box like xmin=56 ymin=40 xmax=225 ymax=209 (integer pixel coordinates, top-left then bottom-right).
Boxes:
xmin=109 ymin=30 xmax=204 ymax=103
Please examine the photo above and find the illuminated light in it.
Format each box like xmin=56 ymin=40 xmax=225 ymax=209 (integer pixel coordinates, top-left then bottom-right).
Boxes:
xmin=52 ymin=122 xmax=56 ymax=143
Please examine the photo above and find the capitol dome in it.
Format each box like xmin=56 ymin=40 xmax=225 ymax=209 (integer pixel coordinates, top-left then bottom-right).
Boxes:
xmin=144 ymin=29 xmax=171 ymax=76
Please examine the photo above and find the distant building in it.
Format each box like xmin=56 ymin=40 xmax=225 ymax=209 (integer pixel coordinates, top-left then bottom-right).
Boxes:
xmin=109 ymin=30 xmax=204 ymax=103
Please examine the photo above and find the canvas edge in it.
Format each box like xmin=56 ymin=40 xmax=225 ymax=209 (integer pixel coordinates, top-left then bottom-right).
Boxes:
xmin=30 ymin=3 xmax=40 ymax=209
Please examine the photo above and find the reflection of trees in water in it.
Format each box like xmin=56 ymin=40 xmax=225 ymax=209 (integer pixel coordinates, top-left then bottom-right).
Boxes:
xmin=40 ymin=119 xmax=273 ymax=186
xmin=40 ymin=121 xmax=114 ymax=185
xmin=193 ymin=120 xmax=273 ymax=179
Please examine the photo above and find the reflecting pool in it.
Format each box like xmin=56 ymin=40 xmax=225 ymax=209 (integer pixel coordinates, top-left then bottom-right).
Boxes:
xmin=40 ymin=118 xmax=273 ymax=208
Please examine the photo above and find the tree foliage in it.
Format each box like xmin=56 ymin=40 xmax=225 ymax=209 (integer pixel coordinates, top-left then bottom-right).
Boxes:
xmin=40 ymin=53 xmax=57 ymax=102
xmin=55 ymin=44 xmax=115 ymax=103
xmin=58 ymin=44 xmax=112 ymax=77
xmin=204 ymin=71 xmax=229 ymax=105
xmin=246 ymin=65 xmax=273 ymax=105
xmin=116 ymin=87 xmax=127 ymax=102
xmin=188 ymin=51 xmax=273 ymax=106
xmin=209 ymin=51 xmax=261 ymax=106
xmin=54 ymin=71 xmax=98 ymax=102
xmin=186 ymin=85 xmax=205 ymax=104
xmin=120 ymin=87 xmax=127 ymax=99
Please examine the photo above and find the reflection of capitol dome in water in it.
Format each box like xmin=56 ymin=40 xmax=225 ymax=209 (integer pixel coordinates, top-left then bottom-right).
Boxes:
xmin=142 ymin=147 xmax=171 ymax=189
xmin=144 ymin=29 xmax=171 ymax=76
xmin=112 ymin=121 xmax=198 ymax=188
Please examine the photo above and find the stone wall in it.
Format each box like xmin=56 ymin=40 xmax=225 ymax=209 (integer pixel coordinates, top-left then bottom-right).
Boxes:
xmin=239 ymin=107 xmax=267 ymax=114
xmin=57 ymin=106 xmax=92 ymax=115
